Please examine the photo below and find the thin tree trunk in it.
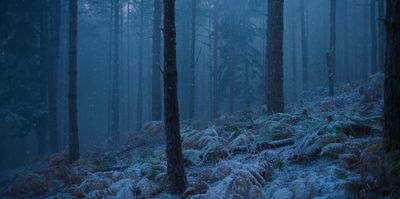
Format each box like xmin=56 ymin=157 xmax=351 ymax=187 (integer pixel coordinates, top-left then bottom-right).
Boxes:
xmin=343 ymin=0 xmax=350 ymax=83
xmin=377 ymin=0 xmax=385 ymax=72
xmin=111 ymin=0 xmax=120 ymax=144
xmin=127 ymin=0 xmax=131 ymax=130
xmin=49 ymin=0 xmax=61 ymax=153
xmin=266 ymin=0 xmax=285 ymax=114
xmin=370 ymin=0 xmax=378 ymax=74
xmin=384 ymin=0 xmax=400 ymax=151
xmin=38 ymin=0 xmax=49 ymax=155
xmin=291 ymin=9 xmax=297 ymax=100
xmin=326 ymin=0 xmax=336 ymax=97
xmin=188 ymin=0 xmax=197 ymax=120
xmin=152 ymin=0 xmax=162 ymax=121
xmin=300 ymin=0 xmax=308 ymax=91
xmin=68 ymin=0 xmax=79 ymax=163
xmin=163 ymin=0 xmax=188 ymax=193
xmin=136 ymin=0 xmax=144 ymax=130
xmin=212 ymin=0 xmax=219 ymax=119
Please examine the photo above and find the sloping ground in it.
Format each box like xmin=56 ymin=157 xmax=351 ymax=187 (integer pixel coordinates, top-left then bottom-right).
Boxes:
xmin=1 ymin=73 xmax=399 ymax=199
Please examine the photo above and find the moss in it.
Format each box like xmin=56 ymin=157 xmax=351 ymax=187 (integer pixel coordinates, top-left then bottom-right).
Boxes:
xmin=335 ymin=169 xmax=349 ymax=180
xmin=92 ymin=159 xmax=108 ymax=170
xmin=272 ymin=158 xmax=284 ymax=170
xmin=345 ymin=179 xmax=364 ymax=195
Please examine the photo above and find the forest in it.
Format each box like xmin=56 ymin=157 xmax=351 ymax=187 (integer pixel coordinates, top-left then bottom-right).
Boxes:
xmin=0 ymin=0 xmax=399 ymax=198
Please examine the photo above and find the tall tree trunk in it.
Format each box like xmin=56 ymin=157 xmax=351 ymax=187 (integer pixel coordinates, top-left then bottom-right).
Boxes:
xmin=163 ymin=0 xmax=188 ymax=193
xmin=377 ymin=0 xmax=385 ymax=72
xmin=361 ymin=3 xmax=369 ymax=79
xmin=370 ymin=0 xmax=378 ymax=74
xmin=228 ymin=62 xmax=235 ymax=113
xmin=266 ymin=0 xmax=285 ymax=114
xmin=291 ymin=9 xmax=297 ymax=100
xmin=300 ymin=0 xmax=308 ymax=91
xmin=326 ymin=0 xmax=336 ymax=97
xmin=188 ymin=0 xmax=197 ymax=120
xmin=111 ymin=0 xmax=120 ymax=144
xmin=49 ymin=0 xmax=61 ymax=153
xmin=68 ymin=0 xmax=79 ymax=163
xmin=152 ymin=0 xmax=162 ymax=121
xmin=212 ymin=0 xmax=219 ymax=119
xmin=127 ymin=0 xmax=132 ymax=130
xmin=343 ymin=0 xmax=350 ymax=83
xmin=384 ymin=0 xmax=400 ymax=151
xmin=38 ymin=0 xmax=49 ymax=155
xmin=136 ymin=0 xmax=144 ymax=130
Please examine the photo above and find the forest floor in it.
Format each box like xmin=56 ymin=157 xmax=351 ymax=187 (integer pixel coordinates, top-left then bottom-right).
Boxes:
xmin=1 ymin=73 xmax=399 ymax=199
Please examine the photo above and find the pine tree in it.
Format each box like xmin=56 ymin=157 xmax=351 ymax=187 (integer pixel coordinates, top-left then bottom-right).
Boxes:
xmin=266 ymin=0 xmax=284 ymax=114
xmin=68 ymin=0 xmax=80 ymax=163
xmin=152 ymin=0 xmax=162 ymax=121
xmin=163 ymin=0 xmax=188 ymax=193
xmin=384 ymin=0 xmax=400 ymax=151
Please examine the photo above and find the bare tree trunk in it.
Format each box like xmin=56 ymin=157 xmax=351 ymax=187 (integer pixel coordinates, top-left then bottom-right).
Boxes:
xmin=370 ymin=0 xmax=378 ymax=74
xmin=136 ymin=0 xmax=144 ymax=130
xmin=228 ymin=62 xmax=235 ymax=113
xmin=111 ymin=0 xmax=120 ymax=144
xmin=377 ymin=0 xmax=385 ymax=72
xmin=291 ymin=7 xmax=297 ymax=100
xmin=38 ymin=0 xmax=49 ymax=155
xmin=163 ymin=0 xmax=188 ymax=193
xmin=343 ymin=0 xmax=350 ymax=83
xmin=188 ymin=0 xmax=197 ymax=120
xmin=266 ymin=0 xmax=285 ymax=114
xmin=49 ymin=0 xmax=61 ymax=153
xmin=384 ymin=0 xmax=400 ymax=151
xmin=152 ymin=0 xmax=162 ymax=121
xmin=68 ymin=0 xmax=79 ymax=163
xmin=326 ymin=0 xmax=336 ymax=97
xmin=212 ymin=0 xmax=219 ymax=119
xmin=300 ymin=0 xmax=308 ymax=91
xmin=127 ymin=0 xmax=132 ymax=130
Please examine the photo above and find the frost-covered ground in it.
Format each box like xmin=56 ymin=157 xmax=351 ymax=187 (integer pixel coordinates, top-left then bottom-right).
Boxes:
xmin=1 ymin=73 xmax=398 ymax=199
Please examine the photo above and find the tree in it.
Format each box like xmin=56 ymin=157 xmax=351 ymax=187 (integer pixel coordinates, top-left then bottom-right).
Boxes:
xmin=211 ymin=0 xmax=219 ymax=119
xmin=38 ymin=0 xmax=50 ymax=155
xmin=111 ymin=0 xmax=120 ymax=143
xmin=300 ymin=0 xmax=309 ymax=91
xmin=377 ymin=0 xmax=385 ymax=72
xmin=188 ymin=0 xmax=197 ymax=119
xmin=136 ymin=0 xmax=144 ymax=130
xmin=326 ymin=0 xmax=336 ymax=97
xmin=49 ymin=0 xmax=61 ymax=153
xmin=68 ymin=0 xmax=80 ymax=163
xmin=370 ymin=0 xmax=378 ymax=74
xmin=266 ymin=0 xmax=284 ymax=114
xmin=152 ymin=0 xmax=162 ymax=121
xmin=163 ymin=0 xmax=188 ymax=193
xmin=384 ymin=0 xmax=400 ymax=151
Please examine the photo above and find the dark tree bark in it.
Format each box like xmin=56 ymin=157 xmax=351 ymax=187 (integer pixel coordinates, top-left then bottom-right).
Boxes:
xmin=266 ymin=0 xmax=285 ymax=114
xmin=370 ymin=0 xmax=378 ymax=74
xmin=49 ymin=0 xmax=61 ymax=153
xmin=188 ymin=0 xmax=197 ymax=120
xmin=326 ymin=0 xmax=336 ymax=97
xmin=38 ymin=0 xmax=49 ymax=155
xmin=377 ymin=0 xmax=385 ymax=72
xmin=136 ymin=0 xmax=144 ymax=130
xmin=152 ymin=0 xmax=162 ymax=121
xmin=291 ymin=8 xmax=297 ymax=100
xmin=163 ymin=0 xmax=188 ymax=193
xmin=300 ymin=0 xmax=309 ymax=92
xmin=127 ymin=0 xmax=132 ymax=129
xmin=343 ymin=0 xmax=350 ymax=83
xmin=68 ymin=0 xmax=79 ymax=163
xmin=212 ymin=0 xmax=219 ymax=119
xmin=384 ymin=0 xmax=400 ymax=151
xmin=111 ymin=0 xmax=120 ymax=144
